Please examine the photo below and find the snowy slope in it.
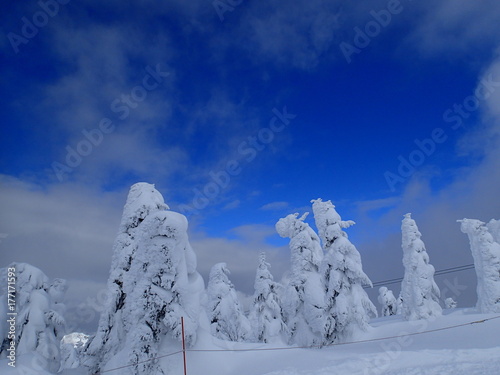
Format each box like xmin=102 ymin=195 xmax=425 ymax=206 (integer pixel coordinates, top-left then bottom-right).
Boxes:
xmin=2 ymin=308 xmax=499 ymax=374
xmin=165 ymin=308 xmax=500 ymax=375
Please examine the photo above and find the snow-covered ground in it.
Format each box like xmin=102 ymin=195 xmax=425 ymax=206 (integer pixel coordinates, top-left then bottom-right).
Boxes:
xmin=181 ymin=308 xmax=500 ymax=375
xmin=10 ymin=308 xmax=492 ymax=375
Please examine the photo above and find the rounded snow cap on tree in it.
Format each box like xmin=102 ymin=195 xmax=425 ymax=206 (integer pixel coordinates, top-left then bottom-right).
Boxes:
xmin=311 ymin=198 xmax=337 ymax=216
xmin=210 ymin=262 xmax=230 ymax=280
xmin=143 ymin=210 xmax=189 ymax=237
xmin=120 ymin=182 xmax=169 ymax=231
xmin=12 ymin=262 xmax=50 ymax=291
xmin=379 ymin=286 xmax=388 ymax=294
xmin=311 ymin=198 xmax=341 ymax=227
xmin=275 ymin=212 xmax=309 ymax=238
xmin=458 ymin=218 xmax=484 ymax=234
xmin=402 ymin=213 xmax=422 ymax=240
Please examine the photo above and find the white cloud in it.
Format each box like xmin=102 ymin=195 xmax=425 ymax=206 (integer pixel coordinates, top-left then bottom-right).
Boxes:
xmin=225 ymin=0 xmax=343 ymax=70
xmin=408 ymin=1 xmax=500 ymax=55
xmin=260 ymin=201 xmax=289 ymax=211
xmin=222 ymin=199 xmax=241 ymax=210
xmin=190 ymin=225 xmax=289 ymax=294
xmin=0 ymin=176 xmax=123 ymax=278
xmin=355 ymin=197 xmax=400 ymax=213
xmin=0 ymin=176 xmax=127 ymax=332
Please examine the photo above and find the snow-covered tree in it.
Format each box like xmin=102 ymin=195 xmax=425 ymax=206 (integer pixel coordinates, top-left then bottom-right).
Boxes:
xmin=311 ymin=199 xmax=376 ymax=344
xmin=459 ymin=218 xmax=500 ymax=313
xmin=444 ymin=298 xmax=457 ymax=309
xmin=400 ymin=213 xmax=442 ymax=320
xmin=248 ymin=253 xmax=286 ymax=343
xmin=0 ymin=263 xmax=67 ymax=373
xmin=396 ymin=294 xmax=403 ymax=315
xmin=60 ymin=332 xmax=89 ymax=370
xmin=275 ymin=212 xmax=325 ymax=346
xmin=83 ymin=183 xmax=204 ymax=375
xmin=207 ymin=263 xmax=251 ymax=342
xmin=487 ymin=219 xmax=500 ymax=244
xmin=378 ymin=287 xmax=398 ymax=317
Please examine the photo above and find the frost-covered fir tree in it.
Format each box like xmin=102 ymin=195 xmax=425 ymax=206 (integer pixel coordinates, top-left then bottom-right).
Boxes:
xmin=0 ymin=263 xmax=67 ymax=373
xmin=83 ymin=183 xmax=204 ymax=375
xmin=396 ymin=294 xmax=403 ymax=315
xmin=311 ymin=199 xmax=376 ymax=343
xmin=400 ymin=213 xmax=442 ymax=320
xmin=275 ymin=212 xmax=326 ymax=346
xmin=378 ymin=287 xmax=398 ymax=317
xmin=459 ymin=218 xmax=500 ymax=313
xmin=248 ymin=253 xmax=286 ymax=343
xmin=207 ymin=263 xmax=251 ymax=342
xmin=487 ymin=219 xmax=500 ymax=244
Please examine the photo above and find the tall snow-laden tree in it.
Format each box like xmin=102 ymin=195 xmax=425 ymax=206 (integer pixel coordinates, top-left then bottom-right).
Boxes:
xmin=487 ymin=219 xmax=500 ymax=244
xmin=248 ymin=253 xmax=286 ymax=343
xmin=0 ymin=263 xmax=67 ymax=373
xmin=378 ymin=287 xmax=398 ymax=317
xmin=400 ymin=213 xmax=442 ymax=320
xmin=459 ymin=218 xmax=500 ymax=313
xmin=311 ymin=199 xmax=376 ymax=344
xmin=275 ymin=212 xmax=325 ymax=346
xmin=207 ymin=263 xmax=251 ymax=342
xmin=83 ymin=183 xmax=204 ymax=375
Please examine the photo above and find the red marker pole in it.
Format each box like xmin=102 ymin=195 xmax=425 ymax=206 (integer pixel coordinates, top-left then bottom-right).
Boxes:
xmin=181 ymin=317 xmax=187 ymax=375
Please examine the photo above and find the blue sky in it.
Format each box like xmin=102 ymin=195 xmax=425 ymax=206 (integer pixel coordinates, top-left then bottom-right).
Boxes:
xmin=1 ymin=0 xmax=500 ymax=331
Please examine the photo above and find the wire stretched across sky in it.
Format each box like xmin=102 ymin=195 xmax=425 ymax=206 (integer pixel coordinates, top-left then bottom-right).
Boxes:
xmin=366 ymin=263 xmax=475 ymax=289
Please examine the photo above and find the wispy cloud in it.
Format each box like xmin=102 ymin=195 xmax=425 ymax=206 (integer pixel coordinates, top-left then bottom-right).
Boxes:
xmin=260 ymin=201 xmax=289 ymax=211
xmin=222 ymin=199 xmax=241 ymax=210
xmin=191 ymin=224 xmax=288 ymax=293
xmin=355 ymin=197 xmax=400 ymax=213
xmin=408 ymin=0 xmax=500 ymax=55
xmin=225 ymin=0 xmax=343 ymax=70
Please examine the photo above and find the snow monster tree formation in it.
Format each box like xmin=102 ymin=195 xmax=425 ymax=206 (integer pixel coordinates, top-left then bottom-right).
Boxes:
xmin=83 ymin=183 xmax=204 ymax=375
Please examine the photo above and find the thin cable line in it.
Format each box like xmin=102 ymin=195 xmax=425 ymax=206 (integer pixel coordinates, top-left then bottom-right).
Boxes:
xmin=95 ymin=314 xmax=500 ymax=373
xmin=367 ymin=263 xmax=475 ymax=289
xmin=96 ymin=350 xmax=184 ymax=374
xmin=187 ymin=315 xmax=500 ymax=353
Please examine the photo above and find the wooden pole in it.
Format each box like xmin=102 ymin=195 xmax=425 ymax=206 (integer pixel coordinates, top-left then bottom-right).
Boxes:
xmin=181 ymin=316 xmax=187 ymax=375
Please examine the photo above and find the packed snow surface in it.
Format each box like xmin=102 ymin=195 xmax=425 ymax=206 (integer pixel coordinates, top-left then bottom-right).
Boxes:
xmin=185 ymin=309 xmax=500 ymax=375
xmin=5 ymin=309 xmax=499 ymax=375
